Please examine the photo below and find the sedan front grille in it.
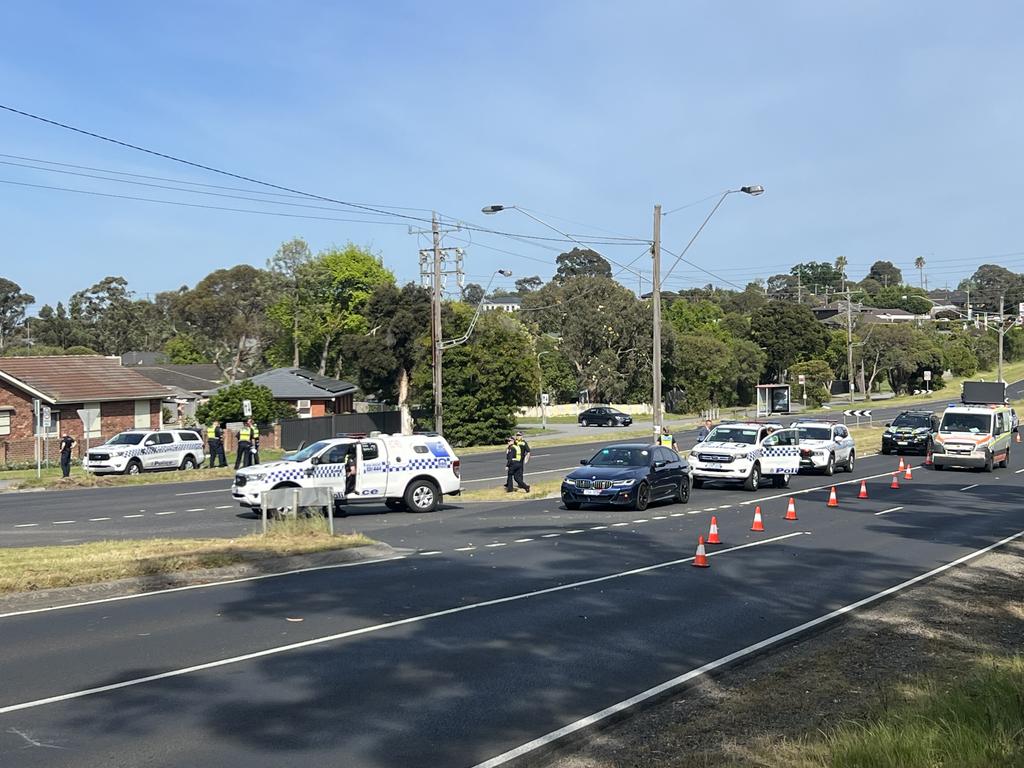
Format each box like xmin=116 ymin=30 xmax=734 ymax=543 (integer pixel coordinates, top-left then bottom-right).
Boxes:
xmin=573 ymin=479 xmax=613 ymax=490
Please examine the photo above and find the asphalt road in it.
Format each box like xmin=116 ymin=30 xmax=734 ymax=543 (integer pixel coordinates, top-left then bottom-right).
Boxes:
xmin=1 ymin=445 xmax=1021 ymax=766
xmin=1 ymin=383 xmax=1021 ymax=547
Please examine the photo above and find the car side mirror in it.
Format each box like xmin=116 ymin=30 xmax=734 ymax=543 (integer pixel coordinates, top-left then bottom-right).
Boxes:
xmin=309 ymin=456 xmax=319 ymax=466
xmin=654 ymin=460 xmax=667 ymax=469
xmin=580 ymin=459 xmax=589 ymax=465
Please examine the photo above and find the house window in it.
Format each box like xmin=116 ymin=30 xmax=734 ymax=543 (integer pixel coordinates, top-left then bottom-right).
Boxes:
xmin=81 ymin=402 xmax=101 ymax=439
xmin=134 ymin=400 xmax=151 ymax=429
xmin=0 ymin=410 xmax=10 ymax=436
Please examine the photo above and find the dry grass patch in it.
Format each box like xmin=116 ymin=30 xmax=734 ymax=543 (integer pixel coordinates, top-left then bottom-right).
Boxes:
xmin=0 ymin=519 xmax=372 ymax=594
xmin=460 ymin=478 xmax=563 ymax=502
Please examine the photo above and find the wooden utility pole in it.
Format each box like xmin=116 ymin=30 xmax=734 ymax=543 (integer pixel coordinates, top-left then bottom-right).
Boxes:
xmin=847 ymin=291 xmax=855 ymax=404
xmin=431 ymin=212 xmax=444 ymax=435
xmin=651 ymin=204 xmax=662 ymax=437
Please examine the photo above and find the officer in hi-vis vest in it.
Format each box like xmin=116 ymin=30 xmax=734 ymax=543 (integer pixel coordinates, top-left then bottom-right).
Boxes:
xmin=235 ymin=421 xmax=253 ymax=470
xmin=659 ymin=426 xmax=678 ymax=451
xmin=207 ymin=420 xmax=227 ymax=468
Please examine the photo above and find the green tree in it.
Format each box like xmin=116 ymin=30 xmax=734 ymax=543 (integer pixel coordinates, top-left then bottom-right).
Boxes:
xmin=266 ymin=237 xmax=314 ymax=367
xmin=554 ymin=248 xmax=612 ymax=283
xmin=788 ymin=359 xmax=833 ymax=408
xmin=750 ymin=302 xmax=829 ymax=382
xmin=68 ymin=276 xmax=148 ymax=355
xmin=537 ymin=337 xmax=578 ymax=404
xmin=195 ymin=382 xmax=294 ymax=425
xmin=965 ymin=264 xmax=1024 ymax=312
xmin=865 ymin=260 xmax=903 ymax=287
xmin=943 ymin=341 xmax=978 ymax=377
xmin=792 ymin=261 xmax=844 ymax=293
xmin=31 ymin=302 xmax=76 ymax=348
xmin=665 ymin=299 xmax=727 ymax=339
xmin=462 ymin=283 xmax=485 ymax=305
xmin=515 ymin=276 xmax=543 ymax=294
xmin=0 ymin=278 xmax=34 ymax=350
xmin=163 ymin=335 xmax=209 ymax=364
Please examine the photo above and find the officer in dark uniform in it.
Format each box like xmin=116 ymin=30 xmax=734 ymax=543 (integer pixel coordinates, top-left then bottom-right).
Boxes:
xmin=206 ymin=420 xmax=227 ymax=468
xmin=250 ymin=421 xmax=261 ymax=465
xmin=59 ymin=433 xmax=76 ymax=478
xmin=235 ymin=421 xmax=253 ymax=470
xmin=505 ymin=436 xmax=530 ymax=492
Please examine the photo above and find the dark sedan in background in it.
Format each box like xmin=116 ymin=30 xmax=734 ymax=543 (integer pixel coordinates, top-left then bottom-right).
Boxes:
xmin=561 ymin=443 xmax=690 ymax=511
xmin=577 ymin=407 xmax=634 ymax=427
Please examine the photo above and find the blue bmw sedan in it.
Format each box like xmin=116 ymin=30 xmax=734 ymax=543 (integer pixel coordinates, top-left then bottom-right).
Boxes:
xmin=561 ymin=443 xmax=691 ymax=511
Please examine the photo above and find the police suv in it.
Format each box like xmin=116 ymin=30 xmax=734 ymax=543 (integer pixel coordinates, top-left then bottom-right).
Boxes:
xmin=791 ymin=420 xmax=856 ymax=475
xmin=232 ymin=433 xmax=461 ymax=513
xmin=83 ymin=429 xmax=206 ymax=475
xmin=690 ymin=421 xmax=801 ymax=491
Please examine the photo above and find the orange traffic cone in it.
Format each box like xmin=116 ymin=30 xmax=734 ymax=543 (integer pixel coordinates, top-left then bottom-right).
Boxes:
xmin=827 ymin=486 xmax=839 ymax=507
xmin=858 ymin=479 xmax=869 ymax=499
xmin=1016 ymin=431 xmax=1021 ymax=444
xmin=924 ymin=449 xmax=933 ymax=467
xmin=707 ymin=516 xmax=722 ymax=544
xmin=898 ymin=457 xmax=906 ymax=472
xmin=692 ymin=535 xmax=710 ymax=567
xmin=890 ymin=472 xmax=900 ymax=490
xmin=904 ymin=464 xmax=913 ymax=480
xmin=751 ymin=506 xmax=765 ymax=532
xmin=784 ymin=497 xmax=798 ymax=520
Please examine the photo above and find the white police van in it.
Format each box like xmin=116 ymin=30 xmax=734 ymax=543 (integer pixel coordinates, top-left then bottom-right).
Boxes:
xmin=232 ymin=433 xmax=461 ymax=513
xmin=690 ymin=421 xmax=801 ymax=491
xmin=83 ymin=429 xmax=207 ymax=475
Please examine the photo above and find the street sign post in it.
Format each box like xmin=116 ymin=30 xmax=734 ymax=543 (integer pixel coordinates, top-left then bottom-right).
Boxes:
xmin=923 ymin=370 xmax=932 ymax=393
xmin=242 ymin=399 xmax=253 ymax=418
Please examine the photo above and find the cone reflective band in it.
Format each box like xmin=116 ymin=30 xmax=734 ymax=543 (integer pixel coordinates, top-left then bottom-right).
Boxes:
xmin=898 ymin=457 xmax=905 ymax=472
xmin=858 ymin=479 xmax=868 ymax=498
xmin=692 ymin=535 xmax=710 ymax=567
xmin=751 ymin=506 xmax=765 ymax=532
xmin=904 ymin=464 xmax=913 ymax=480
xmin=827 ymin=486 xmax=839 ymax=507
xmin=891 ymin=472 xmax=900 ymax=489
xmin=924 ymin=450 xmax=933 ymax=466
xmin=707 ymin=516 xmax=721 ymax=544
xmin=784 ymin=497 xmax=798 ymax=520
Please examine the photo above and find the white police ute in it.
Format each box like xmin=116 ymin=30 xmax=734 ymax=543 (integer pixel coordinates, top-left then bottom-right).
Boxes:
xmin=790 ymin=420 xmax=856 ymax=475
xmin=83 ymin=429 xmax=207 ymax=475
xmin=232 ymin=433 xmax=461 ymax=514
xmin=689 ymin=421 xmax=800 ymax=491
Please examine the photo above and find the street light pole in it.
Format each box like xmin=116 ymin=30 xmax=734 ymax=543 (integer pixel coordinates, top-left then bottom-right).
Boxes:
xmin=999 ymin=295 xmax=1004 ymax=383
xmin=431 ymin=212 xmax=444 ymax=436
xmin=847 ymin=293 xmax=855 ymax=404
xmin=651 ymin=204 xmax=663 ymax=437
xmin=537 ymin=350 xmax=551 ymax=430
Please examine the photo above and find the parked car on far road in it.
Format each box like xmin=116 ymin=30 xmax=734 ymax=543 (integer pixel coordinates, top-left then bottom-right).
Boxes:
xmin=577 ymin=407 xmax=634 ymax=427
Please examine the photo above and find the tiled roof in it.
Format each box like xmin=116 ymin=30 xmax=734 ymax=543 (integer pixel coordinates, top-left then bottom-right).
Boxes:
xmin=0 ymin=356 xmax=171 ymax=404
xmin=204 ymin=368 xmax=357 ymax=399
xmin=132 ymin=364 xmax=223 ymax=393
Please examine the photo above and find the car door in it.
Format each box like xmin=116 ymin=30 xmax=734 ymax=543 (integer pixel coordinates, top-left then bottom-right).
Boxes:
xmin=139 ymin=433 xmax=161 ymax=469
xmin=311 ymin=443 xmax=351 ymax=497
xmin=354 ymin=440 xmax=388 ymax=499
xmin=759 ymin=429 xmax=801 ymax=476
xmin=833 ymin=425 xmax=852 ymax=463
xmin=653 ymin=447 xmax=681 ymax=497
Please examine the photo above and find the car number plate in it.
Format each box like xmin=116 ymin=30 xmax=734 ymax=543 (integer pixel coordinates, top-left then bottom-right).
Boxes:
xmin=897 ymin=441 xmax=908 ymax=446
xmin=583 ymin=489 xmax=602 ymax=496
xmin=704 ymin=462 xmax=723 ymax=469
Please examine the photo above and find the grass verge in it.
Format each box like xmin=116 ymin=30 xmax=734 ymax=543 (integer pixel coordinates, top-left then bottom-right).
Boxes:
xmin=459 ymin=478 xmax=563 ymax=502
xmin=0 ymin=519 xmax=371 ymax=594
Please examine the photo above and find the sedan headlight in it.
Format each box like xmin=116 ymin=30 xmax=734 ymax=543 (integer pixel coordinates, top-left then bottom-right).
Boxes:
xmin=563 ymin=476 xmax=575 ymax=484
xmin=249 ymin=473 xmax=267 ymax=483
xmin=611 ymin=479 xmax=635 ymax=487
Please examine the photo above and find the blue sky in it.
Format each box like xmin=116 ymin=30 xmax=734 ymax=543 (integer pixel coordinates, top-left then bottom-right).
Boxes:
xmin=2 ymin=1 xmax=1022 ymax=309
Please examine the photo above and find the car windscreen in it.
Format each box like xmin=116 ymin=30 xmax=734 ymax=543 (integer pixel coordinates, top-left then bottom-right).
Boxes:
xmin=706 ymin=427 xmax=758 ymax=445
xmin=796 ymin=427 xmax=832 ymax=441
xmin=940 ymin=413 xmax=991 ymax=434
xmin=892 ymin=414 xmax=932 ymax=429
xmin=588 ymin=447 xmax=650 ymax=467
xmin=285 ymin=441 xmax=335 ymax=462
xmin=106 ymin=433 xmax=144 ymax=446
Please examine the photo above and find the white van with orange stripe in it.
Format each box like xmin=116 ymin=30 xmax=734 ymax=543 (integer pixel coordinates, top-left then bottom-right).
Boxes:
xmin=931 ymin=402 xmax=1013 ymax=472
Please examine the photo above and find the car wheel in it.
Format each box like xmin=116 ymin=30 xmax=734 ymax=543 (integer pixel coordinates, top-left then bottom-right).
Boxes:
xmin=675 ymin=477 xmax=690 ymax=504
xmin=385 ymin=499 xmax=405 ymax=511
xmin=999 ymin=449 xmax=1009 ymax=469
xmin=180 ymin=455 xmax=197 ymax=471
xmin=934 ymin=462 xmax=945 ymax=471
xmin=846 ymin=450 xmax=856 ymax=472
xmin=124 ymin=459 xmax=142 ymax=476
xmin=563 ymin=500 xmax=581 ymax=510
xmin=823 ymin=454 xmax=835 ymax=476
xmin=984 ymin=454 xmax=994 ymax=473
xmin=744 ymin=464 xmax=761 ymax=492
xmin=773 ymin=473 xmax=790 ymax=489
xmin=633 ymin=482 xmax=650 ymax=511
xmin=581 ymin=419 xmax=589 ymax=427
xmin=692 ymin=477 xmax=704 ymax=489
xmin=881 ymin=447 xmax=890 ymax=455
xmin=404 ymin=479 xmax=439 ymax=513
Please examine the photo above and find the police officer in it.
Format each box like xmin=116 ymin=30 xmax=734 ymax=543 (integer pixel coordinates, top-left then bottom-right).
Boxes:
xmin=235 ymin=420 xmax=253 ymax=470
xmin=206 ymin=420 xmax=227 ymax=468
xmin=250 ymin=420 xmax=261 ymax=465
xmin=505 ymin=435 xmax=530 ymax=492
xmin=59 ymin=432 xmax=76 ymax=478
xmin=696 ymin=418 xmax=714 ymax=442
xmin=659 ymin=426 xmax=678 ymax=451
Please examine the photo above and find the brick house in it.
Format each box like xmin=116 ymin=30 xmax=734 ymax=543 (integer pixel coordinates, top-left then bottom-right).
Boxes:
xmin=0 ymin=356 xmax=170 ymax=465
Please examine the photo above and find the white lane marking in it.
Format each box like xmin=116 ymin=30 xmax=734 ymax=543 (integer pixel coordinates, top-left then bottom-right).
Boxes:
xmin=703 ymin=508 xmax=717 ymax=512
xmin=52 ymin=520 xmax=76 ymax=525
xmin=541 ymin=533 xmax=561 ymax=538
xmin=214 ymin=505 xmax=234 ymax=509
xmin=14 ymin=523 xmax=38 ymax=528
xmin=514 ymin=538 xmax=534 ymax=543
xmin=486 ymin=543 xmax=508 ymax=548
xmin=470 ymin=528 xmax=1024 ymax=768
xmin=0 ymin=556 xmax=407 ymax=620
xmin=88 ymin=517 xmax=111 ymax=522
xmin=464 ymin=466 xmax=578 ymax=484
xmin=589 ymin=526 xmax=607 ymax=531
xmin=155 ymin=511 xmax=177 ymax=516
xmin=174 ymin=488 xmax=231 ymax=496
xmin=652 ymin=515 xmax=667 ymax=520
xmin=1015 ymin=468 xmax=1024 ymax=474
xmin=960 ymin=484 xmax=979 ymax=491
xmin=123 ymin=514 xmax=144 ymax=519
xmin=418 ymin=551 xmax=442 ymax=556
xmin=454 ymin=546 xmax=476 ymax=552
xmin=185 ymin=508 xmax=205 ymax=513
xmin=632 ymin=519 xmax=648 ymax=524
xmin=566 ymin=530 xmax=584 ymax=534
xmin=0 ymin=532 xmax=807 ymax=715
xmin=874 ymin=506 xmax=903 ymax=516
xmin=611 ymin=522 xmax=629 ymax=527
xmin=670 ymin=512 xmax=685 ymax=517
xmin=687 ymin=510 xmax=701 ymax=515
xmin=717 ymin=505 xmax=731 ymax=510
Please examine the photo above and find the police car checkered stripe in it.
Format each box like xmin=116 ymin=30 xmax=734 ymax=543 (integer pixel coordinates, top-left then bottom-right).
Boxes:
xmin=260 ymin=458 xmax=451 ymax=485
xmin=762 ymin=446 xmax=800 ymax=457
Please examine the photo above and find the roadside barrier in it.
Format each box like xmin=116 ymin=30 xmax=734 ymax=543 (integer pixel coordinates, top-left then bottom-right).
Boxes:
xmin=707 ymin=516 xmax=721 ymax=544
xmin=692 ymin=536 xmax=709 ymax=567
